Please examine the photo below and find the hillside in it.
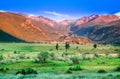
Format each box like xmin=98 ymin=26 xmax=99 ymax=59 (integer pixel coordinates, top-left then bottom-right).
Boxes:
xmin=0 ymin=12 xmax=55 ymax=42
xmin=0 ymin=12 xmax=92 ymax=44
xmin=61 ymin=14 xmax=120 ymax=44
xmin=87 ymin=20 xmax=120 ymax=44
xmin=1 ymin=12 xmax=120 ymax=44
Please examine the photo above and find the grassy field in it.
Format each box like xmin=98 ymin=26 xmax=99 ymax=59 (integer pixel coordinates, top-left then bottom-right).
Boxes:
xmin=0 ymin=43 xmax=120 ymax=79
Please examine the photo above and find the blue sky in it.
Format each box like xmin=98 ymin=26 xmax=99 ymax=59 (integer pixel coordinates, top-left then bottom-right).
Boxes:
xmin=0 ymin=0 xmax=120 ymax=21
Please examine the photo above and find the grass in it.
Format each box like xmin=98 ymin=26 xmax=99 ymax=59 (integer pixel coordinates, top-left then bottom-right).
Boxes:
xmin=0 ymin=43 xmax=120 ymax=78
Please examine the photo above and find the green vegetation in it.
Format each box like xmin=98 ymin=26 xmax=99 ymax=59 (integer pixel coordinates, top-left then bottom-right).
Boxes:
xmin=93 ymin=43 xmax=97 ymax=48
xmin=37 ymin=51 xmax=49 ymax=63
xmin=65 ymin=42 xmax=70 ymax=52
xmin=69 ymin=65 xmax=82 ymax=71
xmin=0 ymin=43 xmax=120 ymax=78
xmin=0 ymin=55 xmax=3 ymax=61
xmin=115 ymin=66 xmax=120 ymax=72
xmin=97 ymin=69 xmax=107 ymax=73
xmin=55 ymin=43 xmax=59 ymax=50
xmin=70 ymin=56 xmax=79 ymax=64
xmin=16 ymin=68 xmax=37 ymax=75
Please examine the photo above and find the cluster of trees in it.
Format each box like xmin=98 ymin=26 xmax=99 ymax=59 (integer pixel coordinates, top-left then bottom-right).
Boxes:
xmin=56 ymin=42 xmax=70 ymax=52
xmin=56 ymin=43 xmax=97 ymax=51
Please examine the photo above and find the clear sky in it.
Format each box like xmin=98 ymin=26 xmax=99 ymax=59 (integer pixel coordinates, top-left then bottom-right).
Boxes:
xmin=0 ymin=0 xmax=120 ymax=21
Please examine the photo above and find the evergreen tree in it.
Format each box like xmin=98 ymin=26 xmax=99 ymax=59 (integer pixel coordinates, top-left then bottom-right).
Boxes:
xmin=56 ymin=43 xmax=59 ymax=50
xmin=93 ymin=44 xmax=97 ymax=48
xmin=65 ymin=42 xmax=70 ymax=52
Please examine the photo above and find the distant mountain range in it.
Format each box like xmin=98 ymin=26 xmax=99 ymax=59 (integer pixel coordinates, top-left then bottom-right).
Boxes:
xmin=0 ymin=11 xmax=120 ymax=44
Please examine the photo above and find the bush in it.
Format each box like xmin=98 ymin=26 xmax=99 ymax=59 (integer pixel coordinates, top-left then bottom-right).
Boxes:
xmin=69 ymin=65 xmax=82 ymax=71
xmin=115 ymin=66 xmax=120 ymax=72
xmin=33 ymin=58 xmax=39 ymax=63
xmin=19 ymin=54 xmax=25 ymax=59
xmin=6 ymin=68 xmax=9 ymax=71
xmin=16 ymin=68 xmax=38 ymax=75
xmin=50 ymin=53 xmax=55 ymax=60
xmin=0 ymin=55 xmax=3 ymax=61
xmin=97 ymin=69 xmax=107 ymax=73
xmin=50 ymin=49 xmax=53 ymax=51
xmin=37 ymin=52 xmax=49 ymax=63
xmin=94 ymin=54 xmax=99 ymax=58
xmin=0 ymin=68 xmax=4 ymax=72
xmin=13 ymin=51 xmax=17 ymax=54
xmin=70 ymin=56 xmax=79 ymax=64
xmin=66 ymin=70 xmax=72 ymax=74
xmin=26 ymin=68 xmax=38 ymax=74
xmin=0 ymin=68 xmax=9 ymax=72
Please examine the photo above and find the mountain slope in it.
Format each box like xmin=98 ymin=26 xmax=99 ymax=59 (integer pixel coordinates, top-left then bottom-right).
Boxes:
xmin=0 ymin=12 xmax=92 ymax=44
xmin=87 ymin=20 xmax=120 ymax=44
xmin=0 ymin=30 xmax=25 ymax=42
xmin=71 ymin=15 xmax=120 ymax=36
xmin=0 ymin=12 xmax=55 ymax=42
xmin=26 ymin=15 xmax=66 ymax=38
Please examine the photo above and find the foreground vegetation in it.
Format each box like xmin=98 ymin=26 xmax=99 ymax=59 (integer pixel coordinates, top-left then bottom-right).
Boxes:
xmin=0 ymin=43 xmax=120 ymax=79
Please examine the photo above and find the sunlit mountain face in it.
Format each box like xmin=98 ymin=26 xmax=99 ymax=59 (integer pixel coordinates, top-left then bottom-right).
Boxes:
xmin=0 ymin=11 xmax=120 ymax=44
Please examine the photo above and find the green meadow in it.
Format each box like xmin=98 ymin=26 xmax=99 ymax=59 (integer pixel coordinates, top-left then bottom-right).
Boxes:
xmin=0 ymin=43 xmax=120 ymax=79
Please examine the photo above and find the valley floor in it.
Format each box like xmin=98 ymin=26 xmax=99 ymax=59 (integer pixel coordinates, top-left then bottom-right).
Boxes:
xmin=0 ymin=43 xmax=120 ymax=79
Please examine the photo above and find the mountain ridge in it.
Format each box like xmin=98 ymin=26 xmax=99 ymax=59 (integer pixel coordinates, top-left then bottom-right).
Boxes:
xmin=0 ymin=11 xmax=120 ymax=44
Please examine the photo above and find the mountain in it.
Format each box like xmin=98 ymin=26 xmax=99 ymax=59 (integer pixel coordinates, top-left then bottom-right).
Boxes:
xmin=59 ymin=34 xmax=92 ymax=44
xmin=68 ymin=14 xmax=120 ymax=44
xmin=25 ymin=15 xmax=66 ymax=38
xmin=56 ymin=14 xmax=120 ymax=44
xmin=87 ymin=20 xmax=120 ymax=44
xmin=0 ymin=12 xmax=92 ymax=44
xmin=70 ymin=15 xmax=120 ymax=35
xmin=56 ymin=20 xmax=75 ymax=33
xmin=1 ymin=11 xmax=119 ymax=44
xmin=0 ymin=12 xmax=58 ymax=42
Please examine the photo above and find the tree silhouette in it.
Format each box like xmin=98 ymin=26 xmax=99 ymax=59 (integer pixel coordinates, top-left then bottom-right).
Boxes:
xmin=56 ymin=43 xmax=59 ymax=50
xmin=93 ymin=44 xmax=97 ymax=48
xmin=65 ymin=42 xmax=70 ymax=52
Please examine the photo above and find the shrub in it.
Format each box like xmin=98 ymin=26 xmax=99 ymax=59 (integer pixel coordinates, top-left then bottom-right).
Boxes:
xmin=97 ymin=69 xmax=107 ymax=73
xmin=116 ymin=74 xmax=120 ymax=78
xmin=0 ymin=55 xmax=3 ymax=61
xmin=70 ymin=56 xmax=79 ymax=64
xmin=50 ymin=53 xmax=55 ymax=60
xmin=69 ymin=65 xmax=82 ymax=71
xmin=19 ymin=54 xmax=25 ymax=59
xmin=115 ymin=66 xmax=120 ymax=72
xmin=13 ymin=51 xmax=17 ymax=54
xmin=33 ymin=58 xmax=39 ymax=63
xmin=6 ymin=68 xmax=9 ymax=71
xmin=26 ymin=68 xmax=38 ymax=74
xmin=94 ymin=54 xmax=99 ymax=58
xmin=50 ymin=49 xmax=53 ymax=51
xmin=16 ymin=68 xmax=38 ymax=75
xmin=37 ymin=51 xmax=49 ymax=63
xmin=66 ymin=70 xmax=72 ymax=74
xmin=1 ymin=49 xmax=4 ymax=51
xmin=0 ymin=68 xmax=4 ymax=72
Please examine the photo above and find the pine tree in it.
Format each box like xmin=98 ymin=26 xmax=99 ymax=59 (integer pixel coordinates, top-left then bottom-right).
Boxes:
xmin=93 ymin=44 xmax=97 ymax=48
xmin=56 ymin=43 xmax=59 ymax=50
xmin=65 ymin=42 xmax=70 ymax=52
